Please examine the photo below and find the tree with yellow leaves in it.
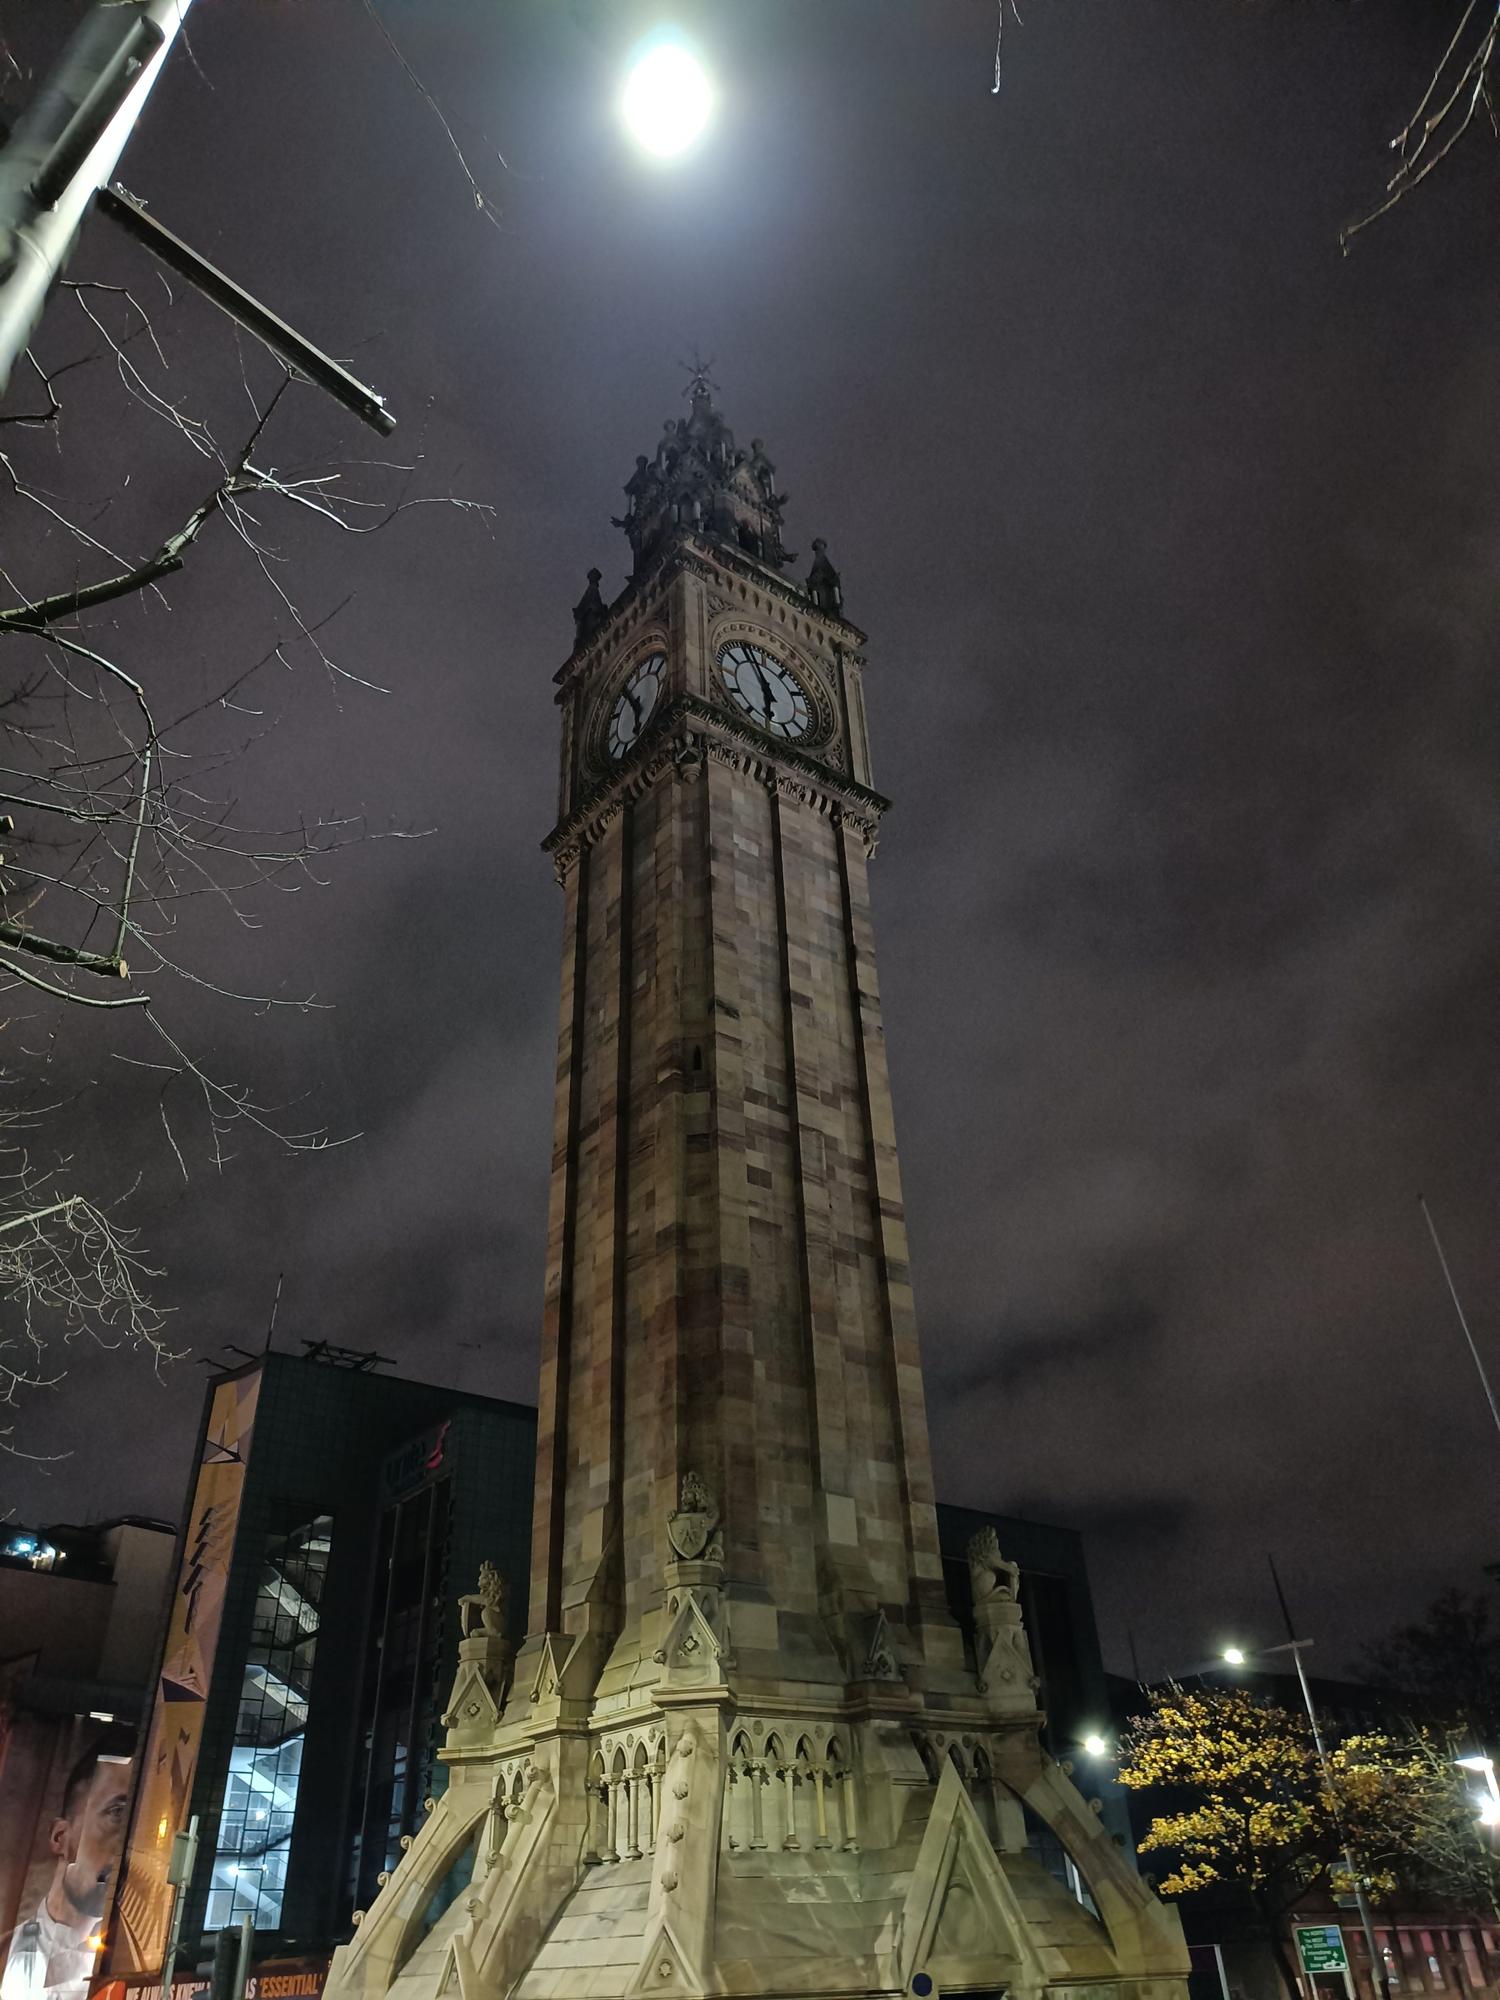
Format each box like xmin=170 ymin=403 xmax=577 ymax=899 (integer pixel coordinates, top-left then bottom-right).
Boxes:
xmin=1117 ymin=1686 xmax=1496 ymax=2000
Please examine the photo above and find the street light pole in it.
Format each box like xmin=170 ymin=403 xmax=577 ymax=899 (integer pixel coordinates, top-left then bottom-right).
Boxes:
xmin=1255 ymin=1557 xmax=1390 ymax=2000
xmin=1282 ymin=1641 xmax=1388 ymax=2000
xmin=1224 ymin=1636 xmax=1388 ymax=2000
xmin=0 ymin=0 xmax=196 ymax=398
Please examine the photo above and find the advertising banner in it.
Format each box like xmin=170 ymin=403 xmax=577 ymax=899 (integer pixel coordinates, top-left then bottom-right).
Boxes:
xmin=0 ymin=1714 xmax=136 ymax=2000
xmin=91 ymin=1955 xmax=329 ymax=2000
xmin=96 ymin=1368 xmax=262 ymax=1982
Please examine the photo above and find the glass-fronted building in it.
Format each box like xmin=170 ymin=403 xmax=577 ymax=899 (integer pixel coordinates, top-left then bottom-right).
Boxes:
xmin=345 ymin=1430 xmax=471 ymax=1917
xmin=152 ymin=1350 xmax=535 ymax=1959
xmin=206 ymin=1511 xmax=331 ymax=1932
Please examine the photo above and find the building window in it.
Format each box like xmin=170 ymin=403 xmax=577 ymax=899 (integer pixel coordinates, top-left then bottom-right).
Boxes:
xmin=205 ymin=1514 xmax=333 ymax=1931
xmin=1021 ymin=1801 xmax=1102 ymax=1921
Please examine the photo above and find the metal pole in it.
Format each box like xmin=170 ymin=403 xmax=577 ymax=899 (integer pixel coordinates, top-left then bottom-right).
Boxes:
xmin=0 ymin=0 xmax=196 ymax=399
xmin=1419 ymin=1196 xmax=1500 ymax=1447
xmin=95 ymin=186 xmax=395 ymax=434
xmin=159 ymin=1812 xmax=199 ymax=2000
xmin=1268 ymin=1559 xmax=1389 ymax=2000
xmin=208 ymin=1927 xmax=237 ymax=2000
xmin=231 ymin=1917 xmax=254 ymax=2000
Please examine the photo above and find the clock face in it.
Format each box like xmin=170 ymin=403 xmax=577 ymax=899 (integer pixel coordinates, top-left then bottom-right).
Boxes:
xmin=607 ymin=651 xmax=666 ymax=760
xmin=718 ymin=642 xmax=811 ymax=740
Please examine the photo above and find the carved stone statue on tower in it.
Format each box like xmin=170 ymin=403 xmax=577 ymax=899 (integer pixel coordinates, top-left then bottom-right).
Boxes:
xmin=968 ymin=1526 xmax=1042 ymax=1718
xmin=460 ymin=1560 xmax=508 ymax=1639
xmin=443 ymin=1564 xmax=514 ymax=1754
xmin=324 ymin=378 xmax=1188 ymax=2000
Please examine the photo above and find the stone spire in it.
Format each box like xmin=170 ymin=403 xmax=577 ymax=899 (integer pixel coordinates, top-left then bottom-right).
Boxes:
xmin=805 ymin=536 xmax=843 ymax=616
xmin=571 ymin=565 xmax=608 ymax=646
xmin=612 ymin=366 xmax=797 ymax=578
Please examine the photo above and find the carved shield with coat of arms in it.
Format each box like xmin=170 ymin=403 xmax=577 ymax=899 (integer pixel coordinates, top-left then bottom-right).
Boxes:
xmin=667 ymin=1508 xmax=713 ymax=1560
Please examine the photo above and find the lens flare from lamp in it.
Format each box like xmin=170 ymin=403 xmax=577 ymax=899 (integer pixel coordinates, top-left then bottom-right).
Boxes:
xmin=620 ymin=37 xmax=713 ymax=160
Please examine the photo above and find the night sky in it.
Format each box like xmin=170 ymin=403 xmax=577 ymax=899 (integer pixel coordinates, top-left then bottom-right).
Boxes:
xmin=4 ymin=0 xmax=1499 ymax=1680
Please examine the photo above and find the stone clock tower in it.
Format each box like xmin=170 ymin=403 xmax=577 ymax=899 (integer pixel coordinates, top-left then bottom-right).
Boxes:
xmin=326 ymin=378 xmax=1188 ymax=2000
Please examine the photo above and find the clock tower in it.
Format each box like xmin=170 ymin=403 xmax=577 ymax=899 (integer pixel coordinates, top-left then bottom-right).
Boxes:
xmin=326 ymin=377 xmax=1187 ymax=2000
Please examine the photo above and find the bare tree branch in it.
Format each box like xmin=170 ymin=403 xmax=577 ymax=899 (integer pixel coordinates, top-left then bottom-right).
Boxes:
xmin=0 ymin=255 xmax=477 ymax=1454
xmin=1343 ymin=0 xmax=1500 ymax=245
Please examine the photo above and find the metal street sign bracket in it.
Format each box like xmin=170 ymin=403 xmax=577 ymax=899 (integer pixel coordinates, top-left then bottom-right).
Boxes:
xmin=96 ymin=182 xmax=395 ymax=435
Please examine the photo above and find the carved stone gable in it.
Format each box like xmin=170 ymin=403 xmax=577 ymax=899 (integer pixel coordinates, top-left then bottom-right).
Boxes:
xmin=858 ymin=1608 xmax=905 ymax=1684
xmin=652 ymin=1590 xmax=728 ymax=1686
xmin=898 ymin=1761 xmax=1050 ymax=2000
xmin=441 ymin=1658 xmax=503 ymax=1752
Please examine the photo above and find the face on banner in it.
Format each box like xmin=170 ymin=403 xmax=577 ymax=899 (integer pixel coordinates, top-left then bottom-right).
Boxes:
xmin=1 ymin=1740 xmax=134 ymax=2000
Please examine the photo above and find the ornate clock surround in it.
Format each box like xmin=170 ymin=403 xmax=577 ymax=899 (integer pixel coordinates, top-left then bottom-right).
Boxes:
xmin=708 ymin=619 xmax=837 ymax=752
xmin=592 ymin=633 xmax=670 ymax=770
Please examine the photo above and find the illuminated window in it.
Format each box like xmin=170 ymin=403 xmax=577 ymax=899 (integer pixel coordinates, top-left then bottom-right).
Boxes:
xmin=205 ymin=1514 xmax=332 ymax=1931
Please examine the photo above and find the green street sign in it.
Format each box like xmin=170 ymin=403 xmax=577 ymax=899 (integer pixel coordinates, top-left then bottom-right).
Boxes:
xmin=1296 ymin=1927 xmax=1349 ymax=1975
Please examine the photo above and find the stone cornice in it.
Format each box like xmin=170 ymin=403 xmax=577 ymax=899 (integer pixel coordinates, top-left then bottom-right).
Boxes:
xmin=542 ymin=697 xmax=889 ymax=882
xmin=553 ymin=535 xmax=867 ymax=697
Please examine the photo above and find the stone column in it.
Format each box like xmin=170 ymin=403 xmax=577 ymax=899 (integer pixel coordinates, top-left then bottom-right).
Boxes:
xmin=625 ymin=1773 xmax=643 ymax=1860
xmin=748 ymin=1762 xmax=767 ymax=1851
xmin=779 ymin=1759 xmax=800 ymax=1851
xmin=812 ymin=1762 xmax=831 ymax=1849
xmin=839 ymin=1764 xmax=860 ymax=1853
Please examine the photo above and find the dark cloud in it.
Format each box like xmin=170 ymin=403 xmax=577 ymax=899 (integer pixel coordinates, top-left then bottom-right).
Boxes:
xmin=935 ymin=1296 xmax=1162 ymax=1398
xmin=1012 ymin=1493 xmax=1194 ymax=1559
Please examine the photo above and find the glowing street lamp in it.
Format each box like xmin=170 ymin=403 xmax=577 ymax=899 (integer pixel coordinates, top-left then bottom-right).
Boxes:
xmin=1081 ymin=1732 xmax=1110 ymax=1758
xmin=620 ymin=35 xmax=714 ymax=160
xmin=1222 ymin=1646 xmax=1247 ymax=1667
xmin=1456 ymin=1753 xmax=1500 ymax=1825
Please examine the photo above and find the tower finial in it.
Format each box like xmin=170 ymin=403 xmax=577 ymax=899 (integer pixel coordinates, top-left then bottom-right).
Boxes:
xmin=677 ymin=349 xmax=720 ymax=405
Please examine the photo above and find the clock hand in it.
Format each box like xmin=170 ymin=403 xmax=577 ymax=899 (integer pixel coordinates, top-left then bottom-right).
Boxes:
xmin=751 ymin=662 xmax=773 ymax=720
